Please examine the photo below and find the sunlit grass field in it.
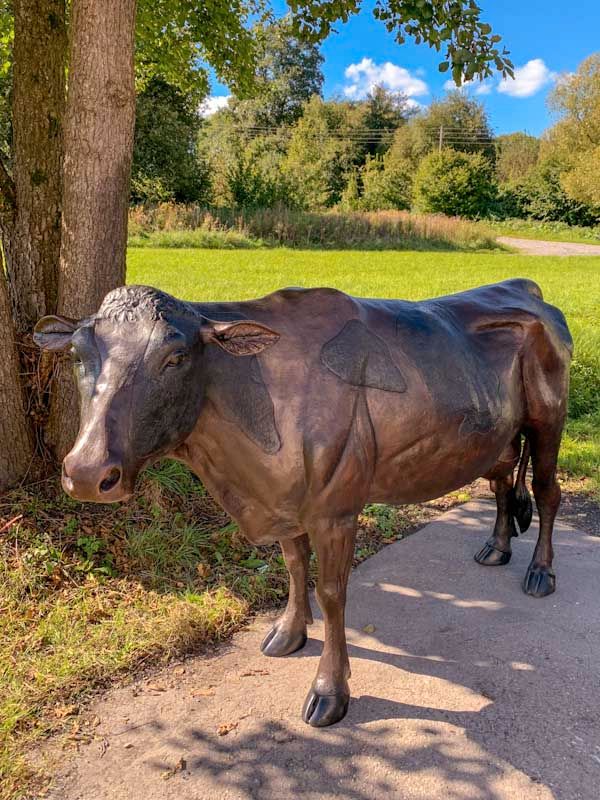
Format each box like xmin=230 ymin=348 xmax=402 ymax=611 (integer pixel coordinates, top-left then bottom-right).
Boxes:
xmin=127 ymin=247 xmax=598 ymax=318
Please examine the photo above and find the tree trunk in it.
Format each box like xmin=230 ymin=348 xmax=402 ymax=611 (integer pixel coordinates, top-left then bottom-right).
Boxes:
xmin=0 ymin=267 xmax=34 ymax=489
xmin=9 ymin=0 xmax=66 ymax=333
xmin=48 ymin=0 xmax=137 ymax=457
xmin=0 ymin=0 xmax=66 ymax=491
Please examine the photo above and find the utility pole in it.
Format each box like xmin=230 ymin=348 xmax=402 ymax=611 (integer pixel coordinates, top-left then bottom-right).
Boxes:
xmin=438 ymin=124 xmax=444 ymax=152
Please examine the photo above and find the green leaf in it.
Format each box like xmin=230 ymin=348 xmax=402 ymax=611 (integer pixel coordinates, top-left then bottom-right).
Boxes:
xmin=240 ymin=557 xmax=267 ymax=569
xmin=438 ymin=61 xmax=450 ymax=73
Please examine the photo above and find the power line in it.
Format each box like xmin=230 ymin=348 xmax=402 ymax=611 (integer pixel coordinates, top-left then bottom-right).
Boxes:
xmin=211 ymin=123 xmax=497 ymax=146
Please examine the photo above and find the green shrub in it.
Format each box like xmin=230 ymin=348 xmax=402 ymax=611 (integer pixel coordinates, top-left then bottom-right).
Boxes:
xmin=340 ymin=170 xmax=361 ymax=210
xmin=226 ymin=152 xmax=292 ymax=209
xmin=413 ymin=149 xmax=497 ymax=219
xmin=341 ymin=156 xmax=413 ymax=213
xmin=358 ymin=160 xmax=391 ymax=210
xmin=379 ymin=158 xmax=413 ymax=211
xmin=130 ymin=175 xmax=175 ymax=205
xmin=489 ymin=184 xmax=528 ymax=220
xmin=357 ymin=155 xmax=412 ymax=211
xmin=519 ymin=159 xmax=599 ymax=227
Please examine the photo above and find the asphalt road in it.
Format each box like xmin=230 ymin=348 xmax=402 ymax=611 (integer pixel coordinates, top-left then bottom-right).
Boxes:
xmin=48 ymin=501 xmax=600 ymax=800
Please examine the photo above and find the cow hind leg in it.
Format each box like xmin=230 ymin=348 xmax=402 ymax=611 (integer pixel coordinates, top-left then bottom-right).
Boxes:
xmin=261 ymin=534 xmax=313 ymax=657
xmin=474 ymin=473 xmax=519 ymax=566
xmin=523 ymin=426 xmax=562 ymax=598
xmin=475 ymin=437 xmax=532 ymax=567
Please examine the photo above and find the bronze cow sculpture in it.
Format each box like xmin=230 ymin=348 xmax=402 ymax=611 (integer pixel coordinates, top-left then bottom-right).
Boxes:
xmin=34 ymin=278 xmax=572 ymax=727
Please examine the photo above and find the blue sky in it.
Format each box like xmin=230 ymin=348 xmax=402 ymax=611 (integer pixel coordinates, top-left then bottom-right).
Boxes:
xmin=207 ymin=1 xmax=599 ymax=135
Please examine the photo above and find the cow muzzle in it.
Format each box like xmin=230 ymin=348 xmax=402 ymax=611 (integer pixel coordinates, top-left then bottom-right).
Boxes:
xmin=62 ymin=454 xmax=131 ymax=503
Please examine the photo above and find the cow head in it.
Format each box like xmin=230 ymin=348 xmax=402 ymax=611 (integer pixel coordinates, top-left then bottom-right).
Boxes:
xmin=34 ymin=286 xmax=279 ymax=503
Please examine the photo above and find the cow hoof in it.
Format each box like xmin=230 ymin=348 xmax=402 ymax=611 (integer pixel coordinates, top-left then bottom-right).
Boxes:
xmin=261 ymin=624 xmax=307 ymax=657
xmin=302 ymin=689 xmax=349 ymax=727
xmin=474 ymin=542 xmax=511 ymax=566
xmin=523 ymin=565 xmax=556 ymax=597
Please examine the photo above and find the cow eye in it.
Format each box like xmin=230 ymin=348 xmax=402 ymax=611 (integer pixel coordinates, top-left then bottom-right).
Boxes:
xmin=164 ymin=350 xmax=188 ymax=369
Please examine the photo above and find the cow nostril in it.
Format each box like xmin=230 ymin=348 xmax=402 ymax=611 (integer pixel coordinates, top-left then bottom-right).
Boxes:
xmin=99 ymin=467 xmax=121 ymax=494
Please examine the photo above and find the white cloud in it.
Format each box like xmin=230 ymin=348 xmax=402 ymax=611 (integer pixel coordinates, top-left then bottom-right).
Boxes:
xmin=474 ymin=81 xmax=493 ymax=96
xmin=498 ymin=59 xmax=557 ymax=98
xmin=442 ymin=59 xmax=555 ymax=99
xmin=443 ymin=77 xmax=492 ymax=95
xmin=200 ymin=95 xmax=231 ymax=116
xmin=343 ymin=57 xmax=429 ymax=100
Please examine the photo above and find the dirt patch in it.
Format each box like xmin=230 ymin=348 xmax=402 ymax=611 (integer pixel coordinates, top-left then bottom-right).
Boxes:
xmin=497 ymin=235 xmax=600 ymax=256
xmin=557 ymin=490 xmax=600 ymax=535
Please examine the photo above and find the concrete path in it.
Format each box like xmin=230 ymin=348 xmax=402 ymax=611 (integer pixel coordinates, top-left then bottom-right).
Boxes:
xmin=497 ymin=236 xmax=600 ymax=256
xmin=49 ymin=501 xmax=600 ymax=800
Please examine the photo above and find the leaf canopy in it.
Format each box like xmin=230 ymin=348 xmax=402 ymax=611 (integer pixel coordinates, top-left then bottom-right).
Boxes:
xmin=1 ymin=0 xmax=512 ymax=100
xmin=288 ymin=0 xmax=513 ymax=84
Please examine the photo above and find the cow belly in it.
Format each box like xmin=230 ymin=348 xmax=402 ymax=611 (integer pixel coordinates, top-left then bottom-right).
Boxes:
xmin=369 ymin=414 xmax=519 ymax=504
xmin=366 ymin=376 xmax=521 ymax=505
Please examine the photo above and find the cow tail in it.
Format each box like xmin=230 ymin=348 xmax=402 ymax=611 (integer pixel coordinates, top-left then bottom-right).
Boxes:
xmin=512 ymin=436 xmax=533 ymax=533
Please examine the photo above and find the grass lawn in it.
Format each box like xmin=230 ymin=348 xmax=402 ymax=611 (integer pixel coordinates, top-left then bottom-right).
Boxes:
xmin=2 ymin=245 xmax=598 ymax=799
xmin=128 ymin=247 xmax=600 ymax=492
xmin=127 ymin=246 xmax=599 ymax=313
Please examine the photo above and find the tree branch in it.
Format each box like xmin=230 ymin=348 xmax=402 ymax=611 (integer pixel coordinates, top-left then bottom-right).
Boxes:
xmin=0 ymin=152 xmax=16 ymax=210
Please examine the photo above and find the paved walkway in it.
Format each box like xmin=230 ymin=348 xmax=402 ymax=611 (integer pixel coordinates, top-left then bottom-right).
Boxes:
xmin=48 ymin=501 xmax=600 ymax=800
xmin=498 ymin=236 xmax=600 ymax=256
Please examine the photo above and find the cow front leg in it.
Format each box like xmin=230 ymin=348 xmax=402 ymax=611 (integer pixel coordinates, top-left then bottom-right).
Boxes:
xmin=302 ymin=518 xmax=356 ymax=727
xmin=261 ymin=534 xmax=313 ymax=657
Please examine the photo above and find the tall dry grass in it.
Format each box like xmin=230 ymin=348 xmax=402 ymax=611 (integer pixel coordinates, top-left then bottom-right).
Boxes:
xmin=128 ymin=203 xmax=499 ymax=251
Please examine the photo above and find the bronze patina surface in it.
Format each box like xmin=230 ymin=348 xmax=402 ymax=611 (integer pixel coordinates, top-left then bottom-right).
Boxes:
xmin=35 ymin=278 xmax=573 ymax=727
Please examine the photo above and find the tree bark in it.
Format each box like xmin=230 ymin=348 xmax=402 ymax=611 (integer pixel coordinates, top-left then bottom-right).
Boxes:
xmin=0 ymin=267 xmax=34 ymax=489
xmin=0 ymin=1 xmax=66 ymax=491
xmin=48 ymin=0 xmax=137 ymax=457
xmin=9 ymin=0 xmax=66 ymax=333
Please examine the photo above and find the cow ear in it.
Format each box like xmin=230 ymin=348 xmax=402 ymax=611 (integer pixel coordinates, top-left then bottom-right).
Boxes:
xmin=200 ymin=320 xmax=280 ymax=357
xmin=33 ymin=315 xmax=78 ymax=351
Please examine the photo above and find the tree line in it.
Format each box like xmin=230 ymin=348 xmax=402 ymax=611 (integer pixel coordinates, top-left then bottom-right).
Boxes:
xmin=133 ymin=33 xmax=600 ymax=228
